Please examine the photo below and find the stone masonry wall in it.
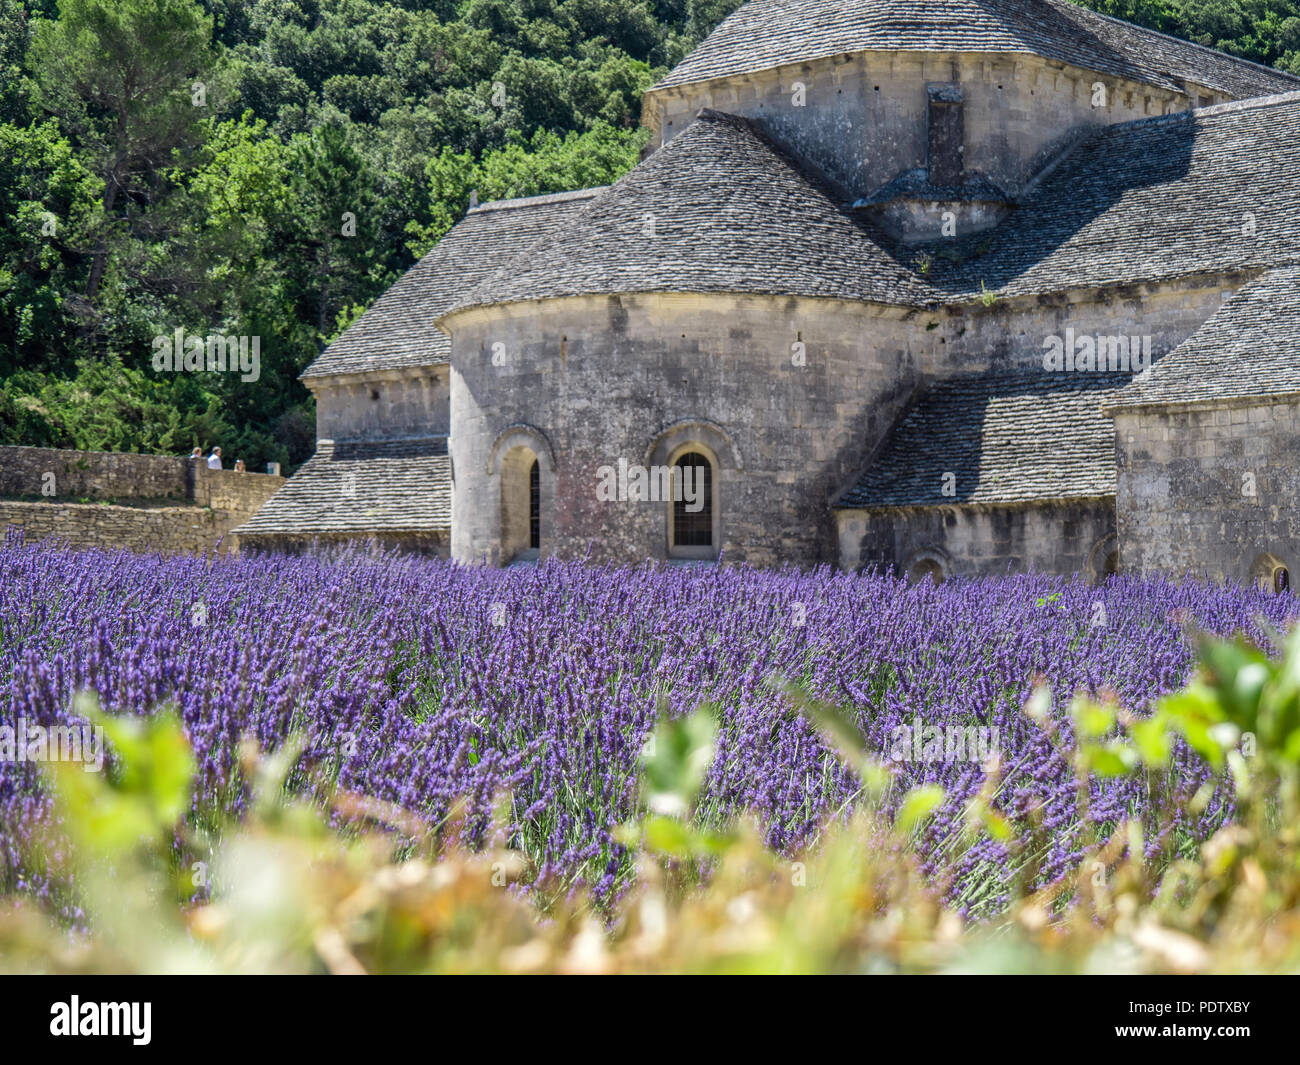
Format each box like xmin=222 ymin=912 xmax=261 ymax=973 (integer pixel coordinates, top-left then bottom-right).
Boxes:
xmin=0 ymin=445 xmax=285 ymax=555
xmin=934 ymin=279 xmax=1239 ymax=378
xmin=238 ymin=530 xmax=449 ymax=558
xmin=643 ymin=51 xmax=1207 ymax=202
xmin=311 ymin=368 xmax=450 ymax=442
xmin=0 ymin=501 xmax=238 ymax=555
xmin=1113 ymin=398 xmax=1300 ymax=581
xmin=443 ymin=277 xmax=1240 ymax=570
xmin=0 ymin=444 xmax=188 ymax=501
xmin=190 ymin=466 xmax=285 ymax=514
xmin=836 ymin=500 xmax=1117 ymax=578
xmin=448 ymin=292 xmax=922 ymax=567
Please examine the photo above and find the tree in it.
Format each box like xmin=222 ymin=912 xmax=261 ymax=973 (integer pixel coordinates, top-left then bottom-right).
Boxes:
xmin=28 ymin=0 xmax=220 ymax=307
xmin=0 ymin=120 xmax=99 ymax=376
xmin=284 ymin=123 xmax=384 ymax=339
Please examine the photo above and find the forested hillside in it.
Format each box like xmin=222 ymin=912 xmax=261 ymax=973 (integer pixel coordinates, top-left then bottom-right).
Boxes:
xmin=1 ymin=0 xmax=1297 ymax=472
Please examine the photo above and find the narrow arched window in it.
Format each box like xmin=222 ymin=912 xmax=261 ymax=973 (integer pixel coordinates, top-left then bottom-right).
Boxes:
xmin=1250 ymin=552 xmax=1291 ymax=594
xmin=529 ymin=459 xmax=540 ymax=551
xmin=908 ymin=558 xmax=944 ymax=586
xmin=673 ymin=452 xmax=712 ymax=548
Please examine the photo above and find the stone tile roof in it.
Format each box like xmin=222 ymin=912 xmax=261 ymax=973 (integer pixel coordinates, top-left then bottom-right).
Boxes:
xmin=931 ymin=91 xmax=1300 ymax=299
xmin=836 ymin=370 xmax=1130 ymax=508
xmin=234 ymin=437 xmax=451 ymax=536
xmin=446 ymin=92 xmax=1300 ymax=316
xmin=654 ymin=0 xmax=1300 ymax=99
xmin=301 ymin=189 xmax=604 ymax=379
xmin=444 ymin=110 xmax=940 ymax=315
xmin=1107 ymin=264 xmax=1300 ymax=409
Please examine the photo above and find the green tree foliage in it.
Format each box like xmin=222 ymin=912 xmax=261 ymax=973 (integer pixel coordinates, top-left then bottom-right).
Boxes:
xmin=28 ymin=0 xmax=220 ymax=305
xmin=407 ymin=120 xmax=649 ymax=254
xmin=0 ymin=0 xmax=1296 ymax=470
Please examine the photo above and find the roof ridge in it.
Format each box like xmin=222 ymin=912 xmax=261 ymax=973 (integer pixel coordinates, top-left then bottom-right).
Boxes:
xmin=695 ymin=107 xmax=859 ymax=203
xmin=651 ymin=0 xmax=1300 ymax=98
xmin=1189 ymin=86 xmax=1300 ymax=116
xmin=469 ymin=187 xmax=608 ymax=214
xmin=1050 ymin=0 xmax=1300 ymax=87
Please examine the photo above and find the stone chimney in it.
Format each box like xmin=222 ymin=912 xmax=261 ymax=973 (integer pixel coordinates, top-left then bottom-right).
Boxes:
xmin=927 ymin=84 xmax=964 ymax=187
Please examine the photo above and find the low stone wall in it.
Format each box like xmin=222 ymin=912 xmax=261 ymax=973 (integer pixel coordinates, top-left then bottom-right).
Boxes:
xmin=0 ymin=501 xmax=238 ymax=555
xmin=836 ymin=499 xmax=1118 ymax=581
xmin=191 ymin=466 xmax=284 ymax=513
xmin=238 ymin=530 xmax=449 ymax=558
xmin=0 ymin=445 xmax=286 ymax=555
xmin=0 ymin=444 xmax=188 ymax=501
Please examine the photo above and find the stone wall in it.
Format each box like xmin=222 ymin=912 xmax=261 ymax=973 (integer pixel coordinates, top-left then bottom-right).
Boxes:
xmin=0 ymin=501 xmax=238 ymax=555
xmin=643 ymin=51 xmax=1208 ymax=202
xmin=190 ymin=466 xmax=285 ymax=514
xmin=835 ymin=500 xmax=1117 ymax=580
xmin=238 ymin=530 xmax=449 ymax=558
xmin=1113 ymin=397 xmax=1300 ymax=581
xmin=0 ymin=445 xmax=285 ymax=555
xmin=311 ymin=368 xmax=450 ymax=442
xmin=446 ymin=291 xmax=923 ymax=567
xmin=0 ymin=444 xmax=188 ymax=501
xmin=934 ymin=278 xmax=1240 ymax=378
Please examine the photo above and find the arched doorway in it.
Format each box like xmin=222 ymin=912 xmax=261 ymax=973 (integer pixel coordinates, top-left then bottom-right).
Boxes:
xmin=1087 ymin=533 xmax=1119 ymax=585
xmin=500 ymin=445 xmax=540 ymax=563
xmin=529 ymin=458 xmax=540 ymax=552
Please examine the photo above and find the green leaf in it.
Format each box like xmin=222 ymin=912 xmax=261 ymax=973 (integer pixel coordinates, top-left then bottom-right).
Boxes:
xmin=47 ymin=696 xmax=196 ymax=857
xmin=1130 ymin=716 xmax=1173 ymax=767
xmin=641 ymin=705 xmax=717 ymax=818
xmin=1082 ymin=742 xmax=1137 ymax=778
xmin=895 ymin=784 xmax=945 ymax=834
xmin=1072 ymin=697 xmax=1116 ymax=739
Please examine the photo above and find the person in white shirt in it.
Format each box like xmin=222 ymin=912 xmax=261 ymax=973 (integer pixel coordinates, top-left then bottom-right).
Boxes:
xmin=206 ymin=447 xmax=223 ymax=470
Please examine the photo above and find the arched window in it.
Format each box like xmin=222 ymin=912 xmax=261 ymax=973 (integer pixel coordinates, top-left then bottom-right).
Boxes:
xmin=529 ymin=458 xmax=540 ymax=551
xmin=647 ymin=420 xmax=734 ymax=563
xmin=903 ymin=548 xmax=949 ymax=587
xmin=908 ymin=557 xmax=944 ymax=586
xmin=1249 ymin=552 xmax=1290 ymax=594
xmin=670 ymin=451 xmax=716 ymax=559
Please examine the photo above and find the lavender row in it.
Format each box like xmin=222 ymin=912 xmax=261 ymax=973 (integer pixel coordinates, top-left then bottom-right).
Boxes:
xmin=1 ymin=537 xmax=1295 ymax=915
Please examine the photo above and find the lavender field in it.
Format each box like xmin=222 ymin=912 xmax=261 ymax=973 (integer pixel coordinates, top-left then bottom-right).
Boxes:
xmin=1 ymin=536 xmax=1296 ymax=923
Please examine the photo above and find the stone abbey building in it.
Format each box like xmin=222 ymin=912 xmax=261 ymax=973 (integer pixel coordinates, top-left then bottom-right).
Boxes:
xmin=239 ymin=0 xmax=1300 ymax=588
